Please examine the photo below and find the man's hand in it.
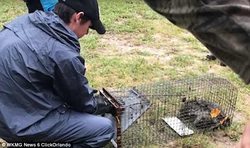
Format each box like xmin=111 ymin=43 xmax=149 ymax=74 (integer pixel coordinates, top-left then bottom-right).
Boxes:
xmin=94 ymin=95 xmax=116 ymax=116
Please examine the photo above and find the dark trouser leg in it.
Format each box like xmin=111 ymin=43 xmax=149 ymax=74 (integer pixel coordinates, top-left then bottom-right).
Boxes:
xmin=18 ymin=107 xmax=115 ymax=148
xmin=25 ymin=0 xmax=43 ymax=13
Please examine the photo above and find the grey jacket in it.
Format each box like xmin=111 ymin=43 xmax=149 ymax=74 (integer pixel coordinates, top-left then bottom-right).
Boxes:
xmin=0 ymin=11 xmax=96 ymax=139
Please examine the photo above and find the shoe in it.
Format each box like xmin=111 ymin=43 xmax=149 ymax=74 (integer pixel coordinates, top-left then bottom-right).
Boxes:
xmin=220 ymin=62 xmax=227 ymax=67
xmin=206 ymin=54 xmax=216 ymax=61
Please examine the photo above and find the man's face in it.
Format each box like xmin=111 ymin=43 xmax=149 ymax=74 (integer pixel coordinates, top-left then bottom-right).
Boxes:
xmin=67 ymin=12 xmax=93 ymax=38
xmin=74 ymin=20 xmax=92 ymax=38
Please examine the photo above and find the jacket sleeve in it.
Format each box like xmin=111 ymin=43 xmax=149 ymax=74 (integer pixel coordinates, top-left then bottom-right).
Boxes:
xmin=53 ymin=55 xmax=97 ymax=113
xmin=144 ymin=0 xmax=250 ymax=84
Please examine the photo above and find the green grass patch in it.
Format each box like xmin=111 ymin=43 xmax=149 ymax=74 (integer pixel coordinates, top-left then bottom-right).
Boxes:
xmin=169 ymin=55 xmax=194 ymax=67
xmin=127 ymin=48 xmax=153 ymax=56
xmin=85 ymin=56 xmax=164 ymax=88
xmin=79 ymin=34 xmax=99 ymax=50
xmin=224 ymin=121 xmax=245 ymax=141
xmin=176 ymin=134 xmax=211 ymax=148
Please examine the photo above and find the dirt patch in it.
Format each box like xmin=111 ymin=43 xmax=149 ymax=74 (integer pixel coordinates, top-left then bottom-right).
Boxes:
xmin=97 ymin=33 xmax=176 ymax=65
xmin=234 ymin=112 xmax=245 ymax=121
xmin=99 ymin=34 xmax=165 ymax=55
xmin=211 ymin=131 xmax=237 ymax=148
xmin=97 ymin=33 xmax=209 ymax=68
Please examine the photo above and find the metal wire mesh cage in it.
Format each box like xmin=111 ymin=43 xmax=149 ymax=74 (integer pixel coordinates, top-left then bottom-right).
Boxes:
xmin=106 ymin=74 xmax=238 ymax=148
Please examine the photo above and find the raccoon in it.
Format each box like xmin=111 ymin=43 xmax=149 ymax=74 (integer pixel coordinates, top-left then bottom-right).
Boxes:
xmin=178 ymin=99 xmax=231 ymax=131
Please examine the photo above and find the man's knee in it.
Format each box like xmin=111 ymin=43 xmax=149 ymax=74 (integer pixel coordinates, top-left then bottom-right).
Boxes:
xmin=95 ymin=117 xmax=115 ymax=139
xmin=78 ymin=115 xmax=115 ymax=148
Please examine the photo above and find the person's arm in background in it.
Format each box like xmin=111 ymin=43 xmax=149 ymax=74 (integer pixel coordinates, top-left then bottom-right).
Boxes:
xmin=24 ymin=0 xmax=43 ymax=13
xmin=144 ymin=1 xmax=250 ymax=148
xmin=24 ymin=0 xmax=58 ymax=13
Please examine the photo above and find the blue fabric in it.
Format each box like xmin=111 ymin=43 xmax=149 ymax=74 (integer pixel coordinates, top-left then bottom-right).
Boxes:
xmin=0 ymin=106 xmax=115 ymax=147
xmin=40 ymin=0 xmax=58 ymax=11
xmin=0 ymin=11 xmax=111 ymax=146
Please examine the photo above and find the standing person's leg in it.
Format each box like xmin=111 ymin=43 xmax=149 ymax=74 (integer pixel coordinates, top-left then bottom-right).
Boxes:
xmin=25 ymin=0 xmax=43 ymax=13
xmin=18 ymin=106 xmax=115 ymax=148
xmin=236 ymin=120 xmax=250 ymax=148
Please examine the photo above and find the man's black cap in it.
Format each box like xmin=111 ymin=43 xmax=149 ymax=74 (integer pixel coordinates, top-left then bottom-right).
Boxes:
xmin=59 ymin=0 xmax=106 ymax=34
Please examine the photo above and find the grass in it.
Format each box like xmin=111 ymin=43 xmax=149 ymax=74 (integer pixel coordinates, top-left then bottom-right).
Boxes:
xmin=86 ymin=56 xmax=164 ymax=88
xmin=1 ymin=0 xmax=250 ymax=148
xmin=169 ymin=55 xmax=194 ymax=67
xmin=176 ymin=135 xmax=211 ymax=148
xmin=225 ymin=121 xmax=245 ymax=141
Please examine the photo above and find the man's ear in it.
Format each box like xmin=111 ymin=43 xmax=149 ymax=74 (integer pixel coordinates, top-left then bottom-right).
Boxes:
xmin=75 ymin=12 xmax=84 ymax=23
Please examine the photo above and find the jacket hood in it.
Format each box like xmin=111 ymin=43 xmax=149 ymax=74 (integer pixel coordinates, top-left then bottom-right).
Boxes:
xmin=4 ymin=11 xmax=80 ymax=52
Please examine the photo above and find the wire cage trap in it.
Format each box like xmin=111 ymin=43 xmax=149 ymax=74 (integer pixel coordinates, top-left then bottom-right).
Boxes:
xmin=105 ymin=74 xmax=238 ymax=148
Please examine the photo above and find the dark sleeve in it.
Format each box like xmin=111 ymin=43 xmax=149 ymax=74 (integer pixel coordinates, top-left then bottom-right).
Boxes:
xmin=144 ymin=0 xmax=250 ymax=84
xmin=25 ymin=0 xmax=43 ymax=13
xmin=53 ymin=56 xmax=97 ymax=113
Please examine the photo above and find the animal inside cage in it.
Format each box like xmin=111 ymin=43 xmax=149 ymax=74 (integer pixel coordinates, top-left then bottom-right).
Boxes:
xmin=104 ymin=74 xmax=238 ymax=148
